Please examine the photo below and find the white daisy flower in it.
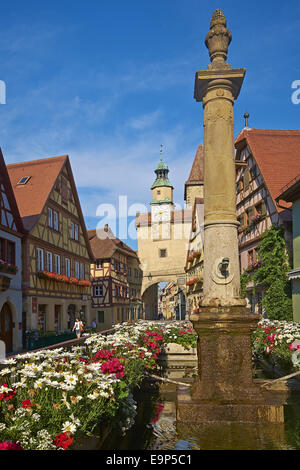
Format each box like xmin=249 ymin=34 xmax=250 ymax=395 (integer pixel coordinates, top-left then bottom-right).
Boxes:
xmin=62 ymin=421 xmax=77 ymax=434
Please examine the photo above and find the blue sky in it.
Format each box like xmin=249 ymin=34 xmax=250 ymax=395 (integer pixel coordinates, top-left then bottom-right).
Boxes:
xmin=0 ymin=0 xmax=300 ymax=250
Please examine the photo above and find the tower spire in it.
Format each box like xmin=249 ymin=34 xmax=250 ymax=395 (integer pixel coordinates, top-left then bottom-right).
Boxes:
xmin=150 ymin=149 xmax=174 ymax=206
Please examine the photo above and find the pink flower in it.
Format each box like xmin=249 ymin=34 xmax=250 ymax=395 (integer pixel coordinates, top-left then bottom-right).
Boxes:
xmin=0 ymin=441 xmax=23 ymax=450
xmin=92 ymin=349 xmax=114 ymax=362
xmin=289 ymin=342 xmax=300 ymax=351
xmin=100 ymin=358 xmax=124 ymax=378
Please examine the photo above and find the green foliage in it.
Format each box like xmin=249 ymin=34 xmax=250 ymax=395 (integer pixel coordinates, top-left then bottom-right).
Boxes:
xmin=162 ymin=327 xmax=197 ymax=349
xmin=240 ymin=224 xmax=292 ymax=320
xmin=123 ymin=358 xmax=145 ymax=389
xmin=262 ymin=279 xmax=292 ymax=321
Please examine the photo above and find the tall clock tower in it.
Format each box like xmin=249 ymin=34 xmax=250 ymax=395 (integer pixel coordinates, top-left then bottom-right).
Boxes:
xmin=150 ymin=158 xmax=174 ymax=222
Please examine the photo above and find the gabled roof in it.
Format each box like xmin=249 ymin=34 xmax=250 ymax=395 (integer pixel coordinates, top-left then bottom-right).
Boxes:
xmin=7 ymin=155 xmax=67 ymax=231
xmin=7 ymin=154 xmax=93 ymax=260
xmin=184 ymin=145 xmax=204 ymax=200
xmin=0 ymin=148 xmax=24 ymax=234
xmin=88 ymin=227 xmax=138 ymax=261
xmin=235 ymin=129 xmax=300 ymax=212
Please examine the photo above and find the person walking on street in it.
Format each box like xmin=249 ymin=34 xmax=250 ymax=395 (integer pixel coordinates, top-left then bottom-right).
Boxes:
xmin=91 ymin=319 xmax=97 ymax=332
xmin=72 ymin=317 xmax=84 ymax=339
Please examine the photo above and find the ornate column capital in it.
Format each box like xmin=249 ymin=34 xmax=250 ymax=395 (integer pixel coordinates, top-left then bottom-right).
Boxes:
xmin=194 ymin=69 xmax=246 ymax=104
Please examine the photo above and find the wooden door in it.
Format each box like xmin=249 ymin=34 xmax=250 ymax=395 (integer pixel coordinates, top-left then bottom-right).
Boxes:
xmin=54 ymin=305 xmax=62 ymax=332
xmin=67 ymin=304 xmax=76 ymax=330
xmin=0 ymin=303 xmax=13 ymax=354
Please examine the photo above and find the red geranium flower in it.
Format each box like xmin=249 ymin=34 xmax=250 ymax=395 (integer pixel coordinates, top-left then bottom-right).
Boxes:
xmin=53 ymin=432 xmax=74 ymax=450
xmin=92 ymin=349 xmax=114 ymax=362
xmin=100 ymin=358 xmax=124 ymax=378
xmin=0 ymin=385 xmax=17 ymax=402
xmin=22 ymin=400 xmax=34 ymax=408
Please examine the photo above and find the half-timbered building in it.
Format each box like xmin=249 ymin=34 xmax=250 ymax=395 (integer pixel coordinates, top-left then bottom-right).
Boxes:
xmin=183 ymin=146 xmax=205 ymax=317
xmin=0 ymin=149 xmax=24 ymax=354
xmin=7 ymin=155 xmax=93 ymax=337
xmin=88 ymin=225 xmax=142 ymax=329
xmin=235 ymin=128 xmax=300 ymax=313
xmin=185 ymin=197 xmax=204 ymax=317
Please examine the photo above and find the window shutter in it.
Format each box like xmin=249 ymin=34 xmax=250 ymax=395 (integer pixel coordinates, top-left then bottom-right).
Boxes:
xmin=248 ymin=206 xmax=254 ymax=219
xmin=261 ymin=200 xmax=267 ymax=216
xmin=244 ymin=169 xmax=250 ymax=189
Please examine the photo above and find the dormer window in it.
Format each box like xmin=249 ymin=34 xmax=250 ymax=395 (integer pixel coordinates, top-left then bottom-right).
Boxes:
xmin=17 ymin=176 xmax=31 ymax=185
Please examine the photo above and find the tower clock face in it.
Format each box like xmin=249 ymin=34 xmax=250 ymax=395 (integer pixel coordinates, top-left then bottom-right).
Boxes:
xmin=152 ymin=204 xmax=170 ymax=221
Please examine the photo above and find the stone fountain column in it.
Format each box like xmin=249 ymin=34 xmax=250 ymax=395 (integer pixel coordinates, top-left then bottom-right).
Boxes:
xmin=177 ymin=10 xmax=285 ymax=429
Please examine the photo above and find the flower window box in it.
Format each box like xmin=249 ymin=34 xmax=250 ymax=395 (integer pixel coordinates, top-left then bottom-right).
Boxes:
xmin=0 ymin=260 xmax=18 ymax=275
xmin=78 ymin=279 xmax=92 ymax=287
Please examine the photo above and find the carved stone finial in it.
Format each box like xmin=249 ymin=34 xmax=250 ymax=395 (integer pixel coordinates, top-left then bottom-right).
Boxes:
xmin=205 ymin=9 xmax=232 ymax=69
xmin=244 ymin=112 xmax=250 ymax=128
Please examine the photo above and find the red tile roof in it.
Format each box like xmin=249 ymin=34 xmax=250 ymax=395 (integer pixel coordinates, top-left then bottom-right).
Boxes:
xmin=235 ymin=129 xmax=300 ymax=212
xmin=186 ymin=145 xmax=204 ymax=184
xmin=6 ymin=155 xmax=94 ymax=260
xmin=88 ymin=227 xmax=138 ymax=260
xmin=7 ymin=155 xmax=67 ymax=231
xmin=184 ymin=145 xmax=204 ymax=201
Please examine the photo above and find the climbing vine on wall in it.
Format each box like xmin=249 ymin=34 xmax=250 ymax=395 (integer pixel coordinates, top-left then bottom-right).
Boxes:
xmin=240 ymin=224 xmax=293 ymax=321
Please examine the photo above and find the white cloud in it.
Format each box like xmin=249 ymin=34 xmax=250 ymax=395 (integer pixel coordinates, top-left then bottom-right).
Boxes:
xmin=71 ymin=124 xmax=201 ymax=218
xmin=127 ymin=109 xmax=162 ymax=130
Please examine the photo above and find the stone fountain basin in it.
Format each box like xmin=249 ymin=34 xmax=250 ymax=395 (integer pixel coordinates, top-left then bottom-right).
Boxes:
xmin=159 ymin=343 xmax=197 ymax=366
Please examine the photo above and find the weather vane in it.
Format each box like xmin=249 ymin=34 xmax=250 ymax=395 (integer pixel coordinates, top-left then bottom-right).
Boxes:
xmin=160 ymin=144 xmax=163 ymax=160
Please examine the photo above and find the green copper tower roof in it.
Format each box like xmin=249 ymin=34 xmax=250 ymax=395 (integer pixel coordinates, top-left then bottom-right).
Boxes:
xmin=155 ymin=159 xmax=169 ymax=171
xmin=151 ymin=158 xmax=173 ymax=190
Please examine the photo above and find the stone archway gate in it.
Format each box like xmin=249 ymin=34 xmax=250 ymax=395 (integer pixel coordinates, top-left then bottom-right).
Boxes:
xmin=141 ymin=269 xmax=187 ymax=297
